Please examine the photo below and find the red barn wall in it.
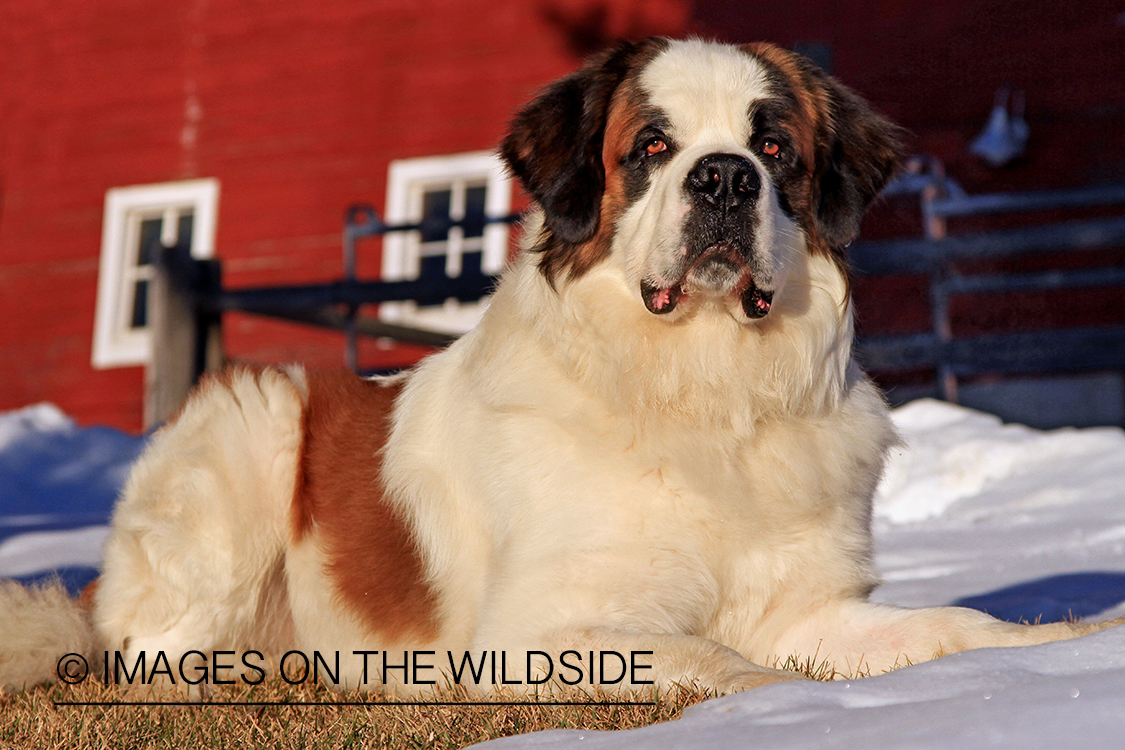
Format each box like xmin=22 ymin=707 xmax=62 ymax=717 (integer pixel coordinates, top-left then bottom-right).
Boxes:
xmin=2 ymin=0 xmax=1122 ymax=432
xmin=0 ymin=0 xmax=688 ymax=432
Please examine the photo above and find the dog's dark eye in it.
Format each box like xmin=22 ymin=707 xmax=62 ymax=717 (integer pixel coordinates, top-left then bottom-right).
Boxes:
xmin=644 ymin=137 xmax=668 ymax=157
xmin=761 ymin=139 xmax=783 ymax=159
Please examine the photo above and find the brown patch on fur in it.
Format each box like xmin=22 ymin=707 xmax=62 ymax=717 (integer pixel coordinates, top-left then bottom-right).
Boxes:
xmin=583 ymin=78 xmax=648 ymax=269
xmin=743 ymin=43 xmax=831 ymax=254
xmin=502 ymin=38 xmax=668 ymax=286
xmin=743 ymin=43 xmax=905 ymax=274
xmin=77 ymin=578 xmax=99 ymax=614
xmin=291 ymin=370 xmax=437 ymax=641
xmin=745 ymin=43 xmax=826 ymax=168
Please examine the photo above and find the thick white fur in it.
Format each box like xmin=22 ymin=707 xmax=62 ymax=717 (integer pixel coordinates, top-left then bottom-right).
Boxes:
xmin=3 ymin=39 xmax=1118 ymax=695
xmin=94 ymin=366 xmax=304 ymax=685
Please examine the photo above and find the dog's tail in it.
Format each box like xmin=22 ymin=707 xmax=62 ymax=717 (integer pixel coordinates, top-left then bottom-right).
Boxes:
xmin=0 ymin=578 xmax=97 ymax=691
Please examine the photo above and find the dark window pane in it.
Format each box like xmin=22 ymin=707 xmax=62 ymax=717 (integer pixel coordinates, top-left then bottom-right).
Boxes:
xmin=137 ymin=218 xmax=162 ymax=266
xmin=420 ymin=189 xmax=452 ymax=242
xmin=461 ymin=251 xmax=483 ymax=277
xmin=176 ymin=212 xmax=194 ymax=251
xmin=414 ymin=252 xmax=486 ymax=309
xmin=418 ymin=254 xmax=448 ymax=280
xmin=463 ymin=185 xmax=487 ymax=238
xmin=417 ymin=251 xmax=485 ymax=283
xmin=130 ymin=279 xmax=149 ymax=329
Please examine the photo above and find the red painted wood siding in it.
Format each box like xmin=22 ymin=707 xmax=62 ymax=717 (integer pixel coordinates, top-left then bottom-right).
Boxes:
xmin=2 ymin=0 xmax=1121 ymax=430
xmin=0 ymin=0 xmax=688 ymax=431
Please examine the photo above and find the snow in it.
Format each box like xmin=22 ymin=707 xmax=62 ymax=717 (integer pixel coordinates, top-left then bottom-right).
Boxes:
xmin=0 ymin=403 xmax=144 ymax=592
xmin=478 ymin=631 xmax=1125 ymax=749
xmin=0 ymin=403 xmax=73 ymax=452
xmin=0 ymin=526 xmax=111 ymax=578
xmin=2 ymin=397 xmax=1125 ymax=748
xmin=874 ymin=398 xmax=1125 ymax=526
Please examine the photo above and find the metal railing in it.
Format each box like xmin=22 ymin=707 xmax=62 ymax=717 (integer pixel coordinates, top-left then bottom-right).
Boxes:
xmin=850 ymin=160 xmax=1125 ymax=403
xmin=198 ymin=207 xmax=523 ymax=367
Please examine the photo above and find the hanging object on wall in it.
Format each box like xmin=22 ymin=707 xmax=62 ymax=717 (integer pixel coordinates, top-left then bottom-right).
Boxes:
xmin=969 ymin=86 xmax=1028 ymax=167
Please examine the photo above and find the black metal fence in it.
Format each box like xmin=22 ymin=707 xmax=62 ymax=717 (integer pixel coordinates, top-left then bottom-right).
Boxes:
xmin=850 ymin=175 xmax=1125 ymax=403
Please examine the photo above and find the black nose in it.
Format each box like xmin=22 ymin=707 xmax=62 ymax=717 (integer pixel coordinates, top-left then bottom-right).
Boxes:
xmin=685 ymin=153 xmax=761 ymax=212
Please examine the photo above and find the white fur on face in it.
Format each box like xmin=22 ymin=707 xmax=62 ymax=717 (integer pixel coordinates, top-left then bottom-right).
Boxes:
xmin=614 ymin=39 xmax=805 ymax=322
xmin=641 ymin=39 xmax=771 ymax=144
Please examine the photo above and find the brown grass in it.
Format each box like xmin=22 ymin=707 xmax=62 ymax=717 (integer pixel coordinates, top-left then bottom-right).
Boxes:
xmin=0 ymin=678 xmax=715 ymax=750
xmin=0 ymin=653 xmax=854 ymax=748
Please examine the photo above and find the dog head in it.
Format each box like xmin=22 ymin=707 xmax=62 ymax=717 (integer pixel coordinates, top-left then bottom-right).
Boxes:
xmin=501 ymin=38 xmax=904 ymax=323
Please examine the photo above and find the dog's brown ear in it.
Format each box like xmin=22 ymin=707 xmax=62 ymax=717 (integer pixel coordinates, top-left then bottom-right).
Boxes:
xmin=814 ymin=76 xmax=907 ymax=249
xmin=501 ymin=40 xmax=661 ymax=246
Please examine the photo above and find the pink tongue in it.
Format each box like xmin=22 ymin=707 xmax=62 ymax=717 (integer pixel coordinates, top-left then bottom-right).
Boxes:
xmin=741 ymin=286 xmax=774 ymax=319
xmin=641 ymin=281 xmax=682 ymax=314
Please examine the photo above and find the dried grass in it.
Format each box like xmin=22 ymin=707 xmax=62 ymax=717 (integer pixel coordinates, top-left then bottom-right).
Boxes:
xmin=1 ymin=678 xmax=712 ymax=750
xmin=0 ymin=653 xmax=851 ymax=748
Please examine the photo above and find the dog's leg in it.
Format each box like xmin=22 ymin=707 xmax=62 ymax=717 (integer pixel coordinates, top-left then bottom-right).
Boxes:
xmin=766 ymin=599 xmax=1125 ymax=678
xmin=93 ymin=367 xmax=304 ymax=696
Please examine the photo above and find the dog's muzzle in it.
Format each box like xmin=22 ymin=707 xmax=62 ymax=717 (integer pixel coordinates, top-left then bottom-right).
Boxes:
xmin=640 ymin=153 xmax=773 ymax=319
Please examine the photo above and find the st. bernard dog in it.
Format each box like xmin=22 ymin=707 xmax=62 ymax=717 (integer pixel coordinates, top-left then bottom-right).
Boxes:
xmin=4 ymin=38 xmax=1121 ymax=695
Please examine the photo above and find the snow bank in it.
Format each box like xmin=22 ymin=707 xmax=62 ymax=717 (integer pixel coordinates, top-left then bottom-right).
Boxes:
xmin=0 ymin=403 xmax=73 ymax=453
xmin=870 ymin=400 xmax=1125 ymax=625
xmin=874 ymin=398 xmax=1125 ymax=525
xmin=0 ymin=402 xmax=143 ymax=527
xmin=0 ymin=526 xmax=112 ymax=578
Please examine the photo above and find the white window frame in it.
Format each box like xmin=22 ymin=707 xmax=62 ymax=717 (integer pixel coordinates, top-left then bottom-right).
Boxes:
xmin=92 ymin=178 xmax=219 ymax=368
xmin=381 ymin=151 xmax=511 ymax=335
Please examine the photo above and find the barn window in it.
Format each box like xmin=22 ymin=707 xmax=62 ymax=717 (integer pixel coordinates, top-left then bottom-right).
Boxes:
xmin=381 ymin=152 xmax=511 ymax=334
xmin=92 ymin=179 xmax=219 ymax=368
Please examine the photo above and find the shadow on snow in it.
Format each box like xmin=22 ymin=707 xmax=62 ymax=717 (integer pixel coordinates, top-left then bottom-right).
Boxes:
xmin=954 ymin=571 xmax=1125 ymax=623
